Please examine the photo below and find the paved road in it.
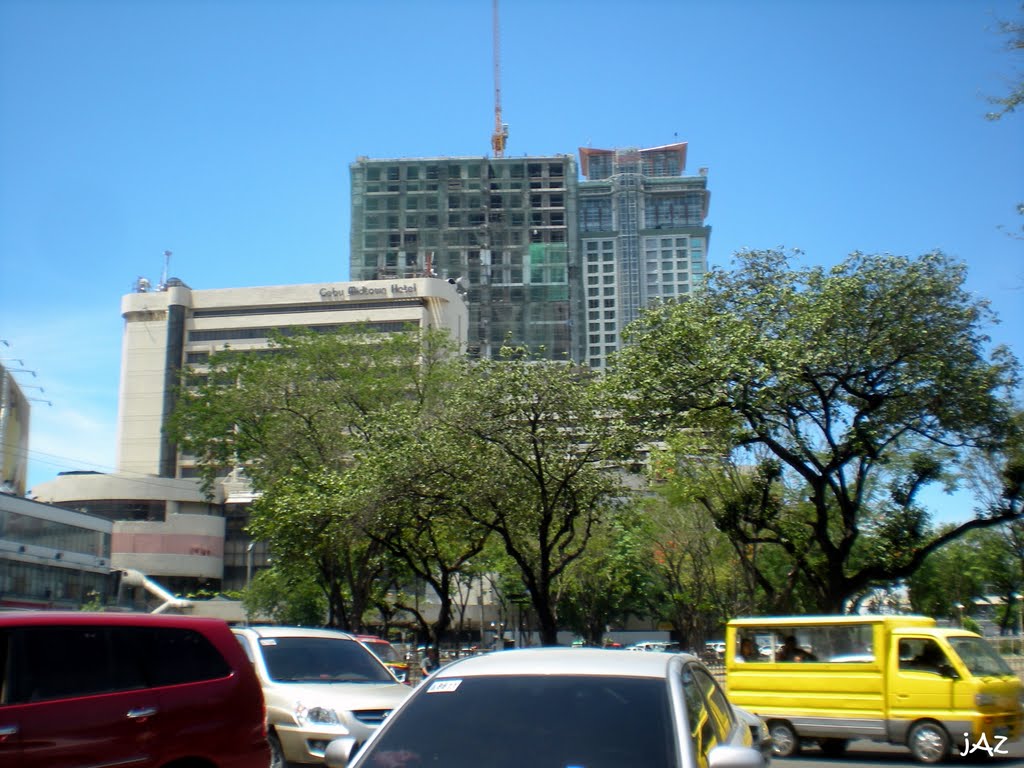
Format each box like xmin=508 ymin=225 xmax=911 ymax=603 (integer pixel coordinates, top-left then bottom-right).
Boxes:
xmin=774 ymin=738 xmax=1024 ymax=767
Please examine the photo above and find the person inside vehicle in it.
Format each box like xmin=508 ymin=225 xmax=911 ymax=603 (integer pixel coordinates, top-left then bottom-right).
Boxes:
xmin=776 ymin=635 xmax=815 ymax=662
xmin=907 ymin=640 xmax=950 ymax=674
xmin=735 ymin=637 xmax=759 ymax=662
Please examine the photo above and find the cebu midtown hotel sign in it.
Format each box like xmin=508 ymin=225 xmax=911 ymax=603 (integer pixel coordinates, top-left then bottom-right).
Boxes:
xmin=319 ymin=283 xmax=418 ymax=300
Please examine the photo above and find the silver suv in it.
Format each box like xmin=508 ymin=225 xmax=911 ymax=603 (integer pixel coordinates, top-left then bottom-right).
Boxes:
xmin=233 ymin=626 xmax=410 ymax=767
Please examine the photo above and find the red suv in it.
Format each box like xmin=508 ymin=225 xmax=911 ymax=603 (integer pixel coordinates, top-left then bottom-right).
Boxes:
xmin=0 ymin=611 xmax=271 ymax=768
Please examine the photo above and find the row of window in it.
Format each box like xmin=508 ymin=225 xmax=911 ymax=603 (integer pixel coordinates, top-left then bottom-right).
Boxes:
xmin=0 ymin=509 xmax=109 ymax=554
xmin=362 ymin=210 xmax=567 ymax=230
xmin=363 ymin=162 xmax=566 ymax=183
xmin=0 ymin=560 xmax=115 ymax=605
xmin=362 ymin=177 xmax=566 ymax=195
xmin=364 ymin=192 xmax=566 ymax=212
xmin=584 ymin=151 xmax=684 ymax=181
xmin=188 ymin=322 xmax=415 ymax=343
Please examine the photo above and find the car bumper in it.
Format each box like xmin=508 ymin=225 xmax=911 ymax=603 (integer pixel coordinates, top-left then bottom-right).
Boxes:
xmin=277 ymin=723 xmax=375 ymax=764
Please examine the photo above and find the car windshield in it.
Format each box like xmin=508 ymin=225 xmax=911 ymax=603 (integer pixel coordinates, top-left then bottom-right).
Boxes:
xmin=359 ymin=675 xmax=677 ymax=768
xmin=947 ymin=636 xmax=1014 ymax=678
xmin=365 ymin=642 xmax=401 ymax=664
xmin=256 ymin=636 xmax=396 ymax=684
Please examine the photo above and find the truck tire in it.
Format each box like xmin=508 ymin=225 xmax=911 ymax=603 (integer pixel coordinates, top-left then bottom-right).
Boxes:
xmin=907 ymin=721 xmax=950 ymax=764
xmin=768 ymin=720 xmax=800 ymax=758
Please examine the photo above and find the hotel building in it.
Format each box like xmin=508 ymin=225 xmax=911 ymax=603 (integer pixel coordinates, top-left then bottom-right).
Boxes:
xmin=33 ymin=277 xmax=467 ymax=593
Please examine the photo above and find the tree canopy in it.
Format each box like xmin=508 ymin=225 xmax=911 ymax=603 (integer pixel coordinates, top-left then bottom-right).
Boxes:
xmin=609 ymin=249 xmax=1021 ymax=612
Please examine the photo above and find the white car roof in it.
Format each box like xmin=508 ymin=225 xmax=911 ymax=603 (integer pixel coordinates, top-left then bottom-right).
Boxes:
xmin=233 ymin=625 xmax=358 ymax=641
xmin=432 ymin=647 xmax=697 ymax=679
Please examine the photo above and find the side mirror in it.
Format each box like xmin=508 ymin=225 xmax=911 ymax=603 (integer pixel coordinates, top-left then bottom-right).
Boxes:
xmin=708 ymin=744 xmax=765 ymax=768
xmin=324 ymin=737 xmax=358 ymax=768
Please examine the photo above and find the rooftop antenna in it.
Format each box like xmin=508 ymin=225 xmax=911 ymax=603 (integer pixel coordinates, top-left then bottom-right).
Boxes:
xmin=490 ymin=0 xmax=508 ymax=157
xmin=160 ymin=250 xmax=172 ymax=290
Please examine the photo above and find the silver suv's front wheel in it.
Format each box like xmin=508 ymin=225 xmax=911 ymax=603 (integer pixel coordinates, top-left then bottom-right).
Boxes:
xmin=268 ymin=732 xmax=287 ymax=768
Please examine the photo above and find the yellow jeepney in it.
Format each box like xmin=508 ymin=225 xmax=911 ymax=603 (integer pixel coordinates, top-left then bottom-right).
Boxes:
xmin=725 ymin=615 xmax=1022 ymax=763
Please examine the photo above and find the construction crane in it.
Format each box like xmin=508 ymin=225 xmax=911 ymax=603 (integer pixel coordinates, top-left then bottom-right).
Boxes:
xmin=490 ymin=0 xmax=508 ymax=157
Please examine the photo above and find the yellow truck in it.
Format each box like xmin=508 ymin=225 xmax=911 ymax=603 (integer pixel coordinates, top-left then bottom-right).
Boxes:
xmin=725 ymin=615 xmax=1022 ymax=763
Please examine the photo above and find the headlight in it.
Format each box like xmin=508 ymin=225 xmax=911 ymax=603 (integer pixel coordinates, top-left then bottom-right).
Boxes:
xmin=975 ymin=693 xmax=996 ymax=708
xmin=295 ymin=702 xmax=342 ymax=726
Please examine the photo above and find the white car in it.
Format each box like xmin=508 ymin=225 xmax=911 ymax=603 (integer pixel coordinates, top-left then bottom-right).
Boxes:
xmin=233 ymin=626 xmax=410 ymax=768
xmin=327 ymin=647 xmax=769 ymax=768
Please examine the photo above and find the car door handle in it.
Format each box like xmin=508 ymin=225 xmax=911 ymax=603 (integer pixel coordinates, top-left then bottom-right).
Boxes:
xmin=127 ymin=706 xmax=158 ymax=719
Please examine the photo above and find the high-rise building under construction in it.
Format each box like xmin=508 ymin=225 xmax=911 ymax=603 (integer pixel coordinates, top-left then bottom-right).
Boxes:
xmin=349 ymin=144 xmax=710 ymax=367
xmin=577 ymin=143 xmax=711 ymax=369
xmin=349 ymin=155 xmax=581 ymax=361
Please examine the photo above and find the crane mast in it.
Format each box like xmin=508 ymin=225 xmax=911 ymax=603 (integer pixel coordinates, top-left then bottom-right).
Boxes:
xmin=491 ymin=0 xmax=508 ymax=157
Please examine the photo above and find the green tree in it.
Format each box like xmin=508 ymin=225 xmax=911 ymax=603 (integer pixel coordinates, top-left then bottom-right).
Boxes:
xmin=168 ymin=326 xmax=457 ymax=628
xmin=906 ymin=526 xmax=989 ymax=620
xmin=556 ymin=504 xmax=654 ymax=646
xmin=243 ymin=566 xmax=326 ymax=626
xmin=640 ymin=490 xmax=749 ymax=649
xmin=247 ymin=469 xmax=390 ymax=629
xmin=347 ymin=419 xmax=493 ymax=650
xmin=425 ymin=350 xmax=632 ymax=645
xmin=986 ymin=3 xmax=1024 ymax=239
xmin=986 ymin=4 xmax=1023 ymax=121
xmin=610 ymin=249 xmax=1020 ymax=612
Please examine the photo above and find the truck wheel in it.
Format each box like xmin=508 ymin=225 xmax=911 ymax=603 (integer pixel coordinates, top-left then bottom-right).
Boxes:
xmin=907 ymin=721 xmax=950 ymax=764
xmin=769 ymin=721 xmax=800 ymax=758
xmin=819 ymin=738 xmax=849 ymax=756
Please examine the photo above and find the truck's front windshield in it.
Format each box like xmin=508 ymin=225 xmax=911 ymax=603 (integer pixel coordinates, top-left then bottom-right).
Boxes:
xmin=947 ymin=636 xmax=1014 ymax=677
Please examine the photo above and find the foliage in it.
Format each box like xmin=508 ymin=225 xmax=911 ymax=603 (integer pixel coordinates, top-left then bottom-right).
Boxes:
xmin=242 ymin=566 xmax=326 ymax=626
xmin=168 ymin=326 xmax=457 ymax=628
xmin=168 ymin=325 xmax=453 ymax=495
xmin=423 ymin=348 xmax=634 ymax=645
xmin=556 ymin=504 xmax=655 ymax=645
xmin=906 ymin=527 xmax=989 ymax=620
xmin=345 ymin=408 xmax=493 ymax=647
xmin=638 ymin=491 xmax=746 ymax=648
xmin=986 ymin=4 xmax=1024 ymax=121
xmin=247 ymin=469 xmax=391 ymax=629
xmin=610 ymin=249 xmax=1020 ymax=612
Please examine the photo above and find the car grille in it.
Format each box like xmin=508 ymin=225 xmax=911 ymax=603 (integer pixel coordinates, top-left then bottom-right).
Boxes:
xmin=353 ymin=709 xmax=392 ymax=726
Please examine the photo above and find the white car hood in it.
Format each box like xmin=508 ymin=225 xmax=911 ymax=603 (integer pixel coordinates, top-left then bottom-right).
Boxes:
xmin=266 ymin=681 xmax=409 ymax=711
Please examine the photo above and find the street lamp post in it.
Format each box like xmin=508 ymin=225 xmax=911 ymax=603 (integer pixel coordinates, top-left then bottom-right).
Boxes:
xmin=955 ymin=602 xmax=965 ymax=628
xmin=246 ymin=541 xmax=255 ymax=589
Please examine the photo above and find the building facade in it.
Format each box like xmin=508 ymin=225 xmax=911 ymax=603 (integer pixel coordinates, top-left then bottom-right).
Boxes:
xmin=577 ymin=144 xmax=711 ymax=369
xmin=349 ymin=146 xmax=711 ymax=370
xmin=33 ymin=276 xmax=468 ymax=593
xmin=0 ymin=362 xmax=31 ymax=496
xmin=350 ymin=155 xmax=581 ymax=361
xmin=0 ymin=491 xmax=114 ymax=609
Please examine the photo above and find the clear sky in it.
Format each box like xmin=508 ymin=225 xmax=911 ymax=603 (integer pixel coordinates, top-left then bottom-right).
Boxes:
xmin=2 ymin=0 xmax=1021 ymax=523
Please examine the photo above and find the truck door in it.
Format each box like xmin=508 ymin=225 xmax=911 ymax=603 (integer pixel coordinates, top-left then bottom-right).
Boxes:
xmin=888 ymin=637 xmax=958 ymax=728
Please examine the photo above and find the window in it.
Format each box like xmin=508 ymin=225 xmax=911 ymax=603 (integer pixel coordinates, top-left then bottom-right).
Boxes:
xmin=681 ymin=664 xmax=733 ymax=762
xmin=10 ymin=626 xmax=230 ymax=703
xmin=358 ymin=675 xmax=676 ymax=768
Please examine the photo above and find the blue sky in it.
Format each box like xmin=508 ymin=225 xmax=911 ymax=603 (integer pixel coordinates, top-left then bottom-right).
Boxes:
xmin=1 ymin=0 xmax=1021 ymax=523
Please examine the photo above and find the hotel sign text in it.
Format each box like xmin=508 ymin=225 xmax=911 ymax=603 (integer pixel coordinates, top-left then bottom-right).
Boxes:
xmin=319 ymin=283 xmax=418 ymax=300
